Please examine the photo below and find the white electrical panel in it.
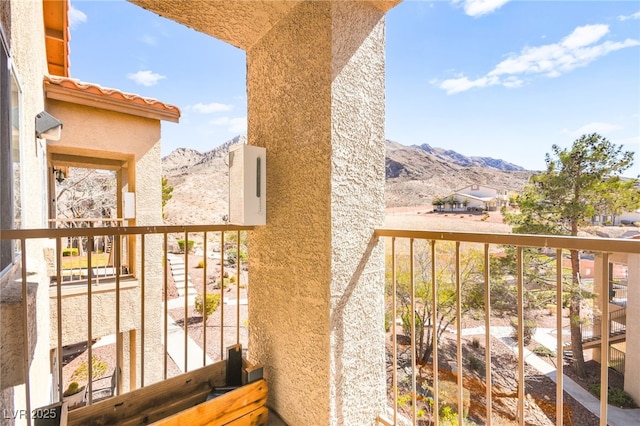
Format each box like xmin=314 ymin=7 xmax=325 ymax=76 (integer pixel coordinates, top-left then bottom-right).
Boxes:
xmin=123 ymin=192 xmax=136 ymax=219
xmin=228 ymin=144 xmax=266 ymax=225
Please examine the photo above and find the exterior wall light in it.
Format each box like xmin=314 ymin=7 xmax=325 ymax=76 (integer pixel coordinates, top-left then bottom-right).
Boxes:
xmin=35 ymin=111 xmax=63 ymax=140
xmin=52 ymin=167 xmax=65 ymax=183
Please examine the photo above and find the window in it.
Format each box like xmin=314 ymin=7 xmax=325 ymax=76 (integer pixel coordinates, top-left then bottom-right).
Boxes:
xmin=0 ymin=26 xmax=21 ymax=275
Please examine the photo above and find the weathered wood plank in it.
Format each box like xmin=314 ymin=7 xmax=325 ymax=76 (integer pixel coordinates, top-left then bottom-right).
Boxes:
xmin=226 ymin=406 xmax=269 ymax=426
xmin=68 ymin=361 xmax=226 ymax=426
xmin=152 ymin=379 xmax=268 ymax=426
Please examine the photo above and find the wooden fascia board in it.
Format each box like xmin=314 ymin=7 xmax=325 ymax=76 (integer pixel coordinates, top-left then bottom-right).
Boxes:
xmin=44 ymin=84 xmax=180 ymax=123
xmin=50 ymin=153 xmax=127 ymax=170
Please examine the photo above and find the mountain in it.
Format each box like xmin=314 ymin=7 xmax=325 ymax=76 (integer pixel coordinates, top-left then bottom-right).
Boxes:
xmin=162 ymin=137 xmax=534 ymax=224
xmin=384 ymin=139 xmax=534 ymax=207
xmin=416 ymin=143 xmax=525 ymax=171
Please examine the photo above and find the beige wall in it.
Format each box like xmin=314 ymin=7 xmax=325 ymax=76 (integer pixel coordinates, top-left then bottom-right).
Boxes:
xmin=0 ymin=0 xmax=53 ymax=417
xmin=247 ymin=2 xmax=387 ymax=424
xmin=49 ymin=285 xmax=140 ymax=347
xmin=134 ymin=141 xmax=164 ymax=385
xmin=45 ymin=99 xmax=165 ymax=388
xmin=46 ymin=100 xmax=161 ymax=162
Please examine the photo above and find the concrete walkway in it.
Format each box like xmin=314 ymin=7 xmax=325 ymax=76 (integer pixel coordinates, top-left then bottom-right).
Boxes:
xmin=164 ymin=253 xmax=212 ymax=372
xmin=456 ymin=325 xmax=640 ymax=425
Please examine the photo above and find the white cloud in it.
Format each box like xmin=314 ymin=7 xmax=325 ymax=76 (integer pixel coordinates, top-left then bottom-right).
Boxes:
xmin=453 ymin=0 xmax=511 ymax=17
xmin=68 ymin=6 xmax=87 ymax=29
xmin=570 ymin=122 xmax=622 ymax=137
xmin=127 ymin=70 xmax=166 ymax=87
xmin=141 ymin=34 xmax=157 ymax=46
xmin=619 ymin=11 xmax=640 ymax=21
xmin=561 ymin=24 xmax=609 ymax=49
xmin=209 ymin=116 xmax=247 ymax=134
xmin=434 ymin=24 xmax=640 ymax=94
xmin=190 ymin=102 xmax=233 ymax=114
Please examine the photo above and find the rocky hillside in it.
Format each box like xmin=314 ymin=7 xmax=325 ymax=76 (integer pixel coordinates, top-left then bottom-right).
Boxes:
xmin=385 ymin=140 xmax=533 ymax=207
xmin=162 ymin=137 xmax=535 ymax=224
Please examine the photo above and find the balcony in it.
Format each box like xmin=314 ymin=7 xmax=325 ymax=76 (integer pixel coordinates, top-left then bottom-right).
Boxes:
xmin=1 ymin=225 xmax=639 ymax=425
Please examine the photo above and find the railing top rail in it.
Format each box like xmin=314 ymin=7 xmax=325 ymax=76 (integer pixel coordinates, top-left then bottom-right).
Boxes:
xmin=48 ymin=218 xmax=125 ymax=223
xmin=0 ymin=224 xmax=255 ymax=240
xmin=374 ymin=228 xmax=640 ymax=254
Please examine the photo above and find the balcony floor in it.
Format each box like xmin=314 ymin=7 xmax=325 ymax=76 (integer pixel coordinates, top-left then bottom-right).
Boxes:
xmin=269 ymin=411 xmax=287 ymax=426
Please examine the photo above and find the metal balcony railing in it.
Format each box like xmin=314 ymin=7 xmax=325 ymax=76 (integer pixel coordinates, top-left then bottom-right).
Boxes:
xmin=581 ymin=308 xmax=626 ymax=343
xmin=0 ymin=224 xmax=252 ymax=426
xmin=48 ymin=218 xmax=128 ymax=284
xmin=374 ymin=229 xmax=639 ymax=426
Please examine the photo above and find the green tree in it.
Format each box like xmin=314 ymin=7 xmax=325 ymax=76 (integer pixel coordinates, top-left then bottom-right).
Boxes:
xmin=503 ymin=133 xmax=638 ymax=378
xmin=432 ymin=196 xmax=445 ymax=211
xmin=388 ymin=241 xmax=484 ymax=363
xmin=162 ymin=177 xmax=173 ymax=218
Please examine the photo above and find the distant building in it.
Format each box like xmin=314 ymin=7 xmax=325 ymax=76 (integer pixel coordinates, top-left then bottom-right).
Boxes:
xmin=435 ymin=184 xmax=509 ymax=212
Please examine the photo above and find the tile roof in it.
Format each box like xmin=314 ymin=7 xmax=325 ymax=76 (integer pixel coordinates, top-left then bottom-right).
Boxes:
xmin=44 ymin=75 xmax=180 ymax=122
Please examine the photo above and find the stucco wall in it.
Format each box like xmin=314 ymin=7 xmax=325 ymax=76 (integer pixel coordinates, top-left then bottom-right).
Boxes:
xmin=328 ymin=4 xmax=386 ymax=423
xmin=134 ymin=141 xmax=163 ymax=385
xmin=45 ymin=100 xmax=160 ymax=162
xmin=49 ymin=285 xmax=140 ymax=348
xmin=0 ymin=0 xmax=53 ymax=419
xmin=247 ymin=2 xmax=387 ymax=424
xmin=247 ymin=3 xmax=332 ymax=423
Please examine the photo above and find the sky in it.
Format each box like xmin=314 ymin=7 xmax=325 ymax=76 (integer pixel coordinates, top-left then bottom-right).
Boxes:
xmin=68 ymin=1 xmax=640 ymax=176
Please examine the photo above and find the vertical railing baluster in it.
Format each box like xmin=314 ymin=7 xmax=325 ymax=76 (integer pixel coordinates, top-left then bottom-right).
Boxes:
xmin=455 ymin=242 xmax=463 ymax=426
xmin=410 ymin=238 xmax=416 ymax=425
xmin=236 ymin=230 xmax=241 ymax=345
xmin=484 ymin=243 xmax=492 ymax=425
xmin=163 ymin=233 xmax=168 ymax=380
xmin=115 ymin=233 xmax=122 ymax=395
xmin=87 ymin=237 xmax=93 ymax=404
xmin=140 ymin=234 xmax=146 ymax=387
xmin=184 ymin=230 xmax=189 ymax=372
xmin=599 ymin=252 xmax=610 ymax=426
xmin=21 ymin=239 xmax=32 ymax=426
xmin=391 ymin=237 xmax=397 ymax=425
xmin=430 ymin=240 xmax=439 ymax=426
xmin=517 ymin=247 xmax=524 ymax=425
xmin=556 ymin=249 xmax=563 ymax=426
xmin=220 ymin=231 xmax=225 ymax=360
xmin=203 ymin=232 xmax=208 ymax=367
xmin=56 ymin=237 xmax=64 ymax=402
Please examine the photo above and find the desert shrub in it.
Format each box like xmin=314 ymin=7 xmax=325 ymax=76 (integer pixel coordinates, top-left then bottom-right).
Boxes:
xmin=588 ymin=385 xmax=637 ymax=408
xmin=471 ymin=337 xmax=480 ymax=349
xmin=401 ymin=308 xmax=424 ymax=338
xmin=62 ymin=248 xmax=79 ymax=257
xmin=195 ymin=293 xmax=220 ymax=318
xmin=533 ymin=346 xmax=555 ymax=357
xmin=439 ymin=406 xmax=459 ymax=425
xmin=63 ymin=381 xmax=84 ymax=397
xmin=196 ymin=259 xmax=205 ymax=268
xmin=71 ymin=355 xmax=107 ymax=382
xmin=385 ymin=311 xmax=392 ymax=332
xmin=226 ymin=247 xmax=248 ymax=265
xmin=510 ymin=317 xmax=537 ymax=345
xmin=397 ymin=392 xmax=411 ymax=408
xmin=468 ymin=355 xmax=483 ymax=372
xmin=229 ymin=275 xmax=237 ymax=283
xmin=177 ymin=239 xmax=195 ymax=253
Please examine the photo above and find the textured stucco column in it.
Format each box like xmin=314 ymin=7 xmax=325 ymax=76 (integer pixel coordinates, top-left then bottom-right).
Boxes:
xmin=247 ymin=3 xmax=387 ymax=424
xmin=134 ymin=140 xmax=164 ymax=387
